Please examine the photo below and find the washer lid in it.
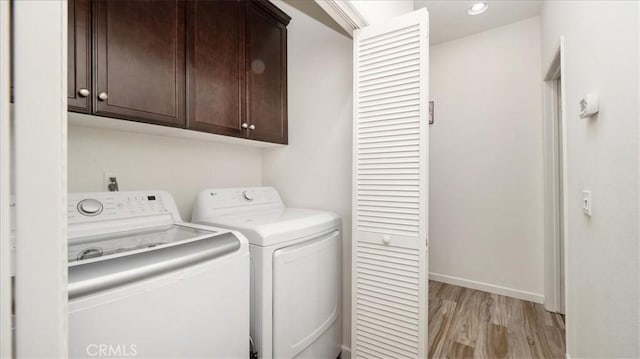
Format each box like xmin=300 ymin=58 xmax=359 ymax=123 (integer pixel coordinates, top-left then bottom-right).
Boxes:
xmin=67 ymin=229 xmax=242 ymax=299
xmin=67 ymin=223 xmax=232 ymax=264
xmin=201 ymin=208 xmax=341 ymax=247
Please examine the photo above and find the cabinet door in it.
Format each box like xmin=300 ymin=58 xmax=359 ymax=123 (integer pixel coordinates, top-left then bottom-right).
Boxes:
xmin=68 ymin=0 xmax=91 ymax=113
xmin=246 ymin=1 xmax=288 ymax=144
xmin=94 ymin=0 xmax=185 ymax=127
xmin=186 ymin=0 xmax=246 ymax=137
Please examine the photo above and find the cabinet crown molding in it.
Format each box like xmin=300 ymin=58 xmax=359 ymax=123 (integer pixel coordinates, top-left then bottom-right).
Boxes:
xmin=251 ymin=0 xmax=291 ymax=25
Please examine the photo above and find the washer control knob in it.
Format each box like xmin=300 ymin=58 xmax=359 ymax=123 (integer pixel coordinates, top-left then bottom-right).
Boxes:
xmin=242 ymin=191 xmax=254 ymax=201
xmin=77 ymin=199 xmax=103 ymax=216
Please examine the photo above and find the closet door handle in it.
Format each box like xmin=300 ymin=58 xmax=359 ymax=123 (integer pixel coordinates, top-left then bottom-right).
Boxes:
xmin=241 ymin=123 xmax=249 ymax=129
xmin=249 ymin=124 xmax=255 ymax=130
xmin=78 ymin=88 xmax=90 ymax=97
xmin=97 ymin=92 xmax=108 ymax=101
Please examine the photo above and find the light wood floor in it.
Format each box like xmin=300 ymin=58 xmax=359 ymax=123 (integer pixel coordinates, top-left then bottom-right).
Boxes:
xmin=428 ymin=281 xmax=565 ymax=359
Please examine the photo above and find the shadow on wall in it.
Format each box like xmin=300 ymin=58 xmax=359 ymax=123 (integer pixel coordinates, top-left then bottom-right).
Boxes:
xmin=281 ymin=0 xmax=350 ymax=37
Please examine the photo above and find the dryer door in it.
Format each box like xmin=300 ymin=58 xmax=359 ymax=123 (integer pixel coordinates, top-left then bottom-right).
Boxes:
xmin=272 ymin=229 xmax=340 ymax=358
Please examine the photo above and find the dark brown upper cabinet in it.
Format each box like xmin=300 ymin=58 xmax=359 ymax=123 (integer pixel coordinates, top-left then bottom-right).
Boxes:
xmin=93 ymin=0 xmax=186 ymax=128
xmin=186 ymin=0 xmax=246 ymax=138
xmin=68 ymin=0 xmax=91 ymax=113
xmin=186 ymin=0 xmax=289 ymax=143
xmin=246 ymin=0 xmax=289 ymax=144
xmin=67 ymin=0 xmax=289 ymax=144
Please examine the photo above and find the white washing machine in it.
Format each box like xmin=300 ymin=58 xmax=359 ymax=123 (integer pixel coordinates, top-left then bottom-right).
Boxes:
xmin=65 ymin=191 xmax=249 ymax=358
xmin=192 ymin=187 xmax=342 ymax=359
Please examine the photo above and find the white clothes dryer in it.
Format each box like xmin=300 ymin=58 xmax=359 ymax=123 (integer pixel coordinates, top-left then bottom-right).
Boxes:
xmin=192 ymin=187 xmax=342 ymax=359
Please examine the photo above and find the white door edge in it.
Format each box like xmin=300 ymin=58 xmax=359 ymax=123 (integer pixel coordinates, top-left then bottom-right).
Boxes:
xmin=543 ymin=37 xmax=567 ymax=315
xmin=13 ymin=1 xmax=69 ymax=356
xmin=0 ymin=1 xmax=13 ymax=357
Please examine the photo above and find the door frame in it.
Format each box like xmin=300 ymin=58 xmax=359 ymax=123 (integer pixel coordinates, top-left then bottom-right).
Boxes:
xmin=13 ymin=0 xmax=69 ymax=356
xmin=542 ymin=37 xmax=568 ymax=314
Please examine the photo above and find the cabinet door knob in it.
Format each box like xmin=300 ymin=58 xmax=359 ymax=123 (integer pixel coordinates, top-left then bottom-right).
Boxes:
xmin=241 ymin=123 xmax=248 ymax=129
xmin=98 ymin=92 xmax=108 ymax=101
xmin=78 ymin=88 xmax=90 ymax=97
xmin=249 ymin=124 xmax=256 ymax=130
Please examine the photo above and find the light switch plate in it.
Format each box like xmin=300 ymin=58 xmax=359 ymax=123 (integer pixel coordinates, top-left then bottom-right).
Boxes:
xmin=582 ymin=190 xmax=592 ymax=216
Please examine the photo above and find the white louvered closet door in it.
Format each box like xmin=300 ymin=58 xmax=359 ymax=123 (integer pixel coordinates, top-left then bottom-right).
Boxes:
xmin=352 ymin=8 xmax=429 ymax=359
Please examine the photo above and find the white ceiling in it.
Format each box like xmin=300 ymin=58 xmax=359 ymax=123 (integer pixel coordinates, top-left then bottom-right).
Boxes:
xmin=414 ymin=0 xmax=542 ymax=45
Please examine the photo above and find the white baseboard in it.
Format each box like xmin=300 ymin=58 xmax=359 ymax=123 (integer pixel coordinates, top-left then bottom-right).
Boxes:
xmin=429 ymin=272 xmax=544 ymax=304
xmin=341 ymin=345 xmax=351 ymax=359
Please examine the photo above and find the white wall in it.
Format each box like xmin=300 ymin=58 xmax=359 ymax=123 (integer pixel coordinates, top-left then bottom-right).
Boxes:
xmin=351 ymin=0 xmax=414 ymax=25
xmin=68 ymin=121 xmax=262 ymax=220
xmin=540 ymin=1 xmax=640 ymax=357
xmin=262 ymin=0 xmax=354 ymax=353
xmin=429 ymin=17 xmax=545 ymax=301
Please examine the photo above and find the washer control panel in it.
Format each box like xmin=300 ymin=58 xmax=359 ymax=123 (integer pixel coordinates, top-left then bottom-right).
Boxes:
xmin=77 ymin=199 xmax=103 ymax=216
xmin=68 ymin=191 xmax=171 ymax=223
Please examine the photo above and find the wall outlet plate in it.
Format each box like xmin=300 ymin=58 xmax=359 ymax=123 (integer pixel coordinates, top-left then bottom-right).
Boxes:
xmin=582 ymin=190 xmax=592 ymax=216
xmin=103 ymin=171 xmax=119 ymax=192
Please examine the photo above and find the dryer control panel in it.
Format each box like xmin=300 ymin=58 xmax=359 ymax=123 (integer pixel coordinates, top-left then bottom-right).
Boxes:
xmin=193 ymin=187 xmax=284 ymax=218
xmin=204 ymin=187 xmax=282 ymax=208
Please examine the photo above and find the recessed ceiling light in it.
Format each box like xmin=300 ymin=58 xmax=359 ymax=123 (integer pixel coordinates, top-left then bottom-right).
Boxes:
xmin=467 ymin=2 xmax=488 ymax=15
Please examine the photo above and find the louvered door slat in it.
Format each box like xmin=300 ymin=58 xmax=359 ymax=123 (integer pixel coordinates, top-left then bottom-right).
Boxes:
xmin=357 ymin=324 xmax=419 ymax=347
xmin=360 ymin=84 xmax=420 ymax=100
xmin=359 ymin=129 xmax=420 ymax=139
xmin=357 ymin=333 xmax=417 ymax=357
xmin=359 ymin=114 xmax=420 ymax=126
xmin=357 ymin=340 xmax=409 ymax=359
xmin=357 ymin=298 xmax=418 ymax=320
xmin=352 ymin=8 xmax=429 ymax=359
xmin=357 ymin=308 xmax=419 ymax=332
xmin=357 ymin=280 xmax=418 ymax=299
xmin=357 ymin=319 xmax=419 ymax=344
xmin=359 ymin=125 xmax=419 ymax=136
xmin=361 ymin=44 xmax=420 ymax=62
xmin=360 ymin=26 xmax=419 ymax=47
xmin=358 ymin=275 xmax=419 ymax=292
